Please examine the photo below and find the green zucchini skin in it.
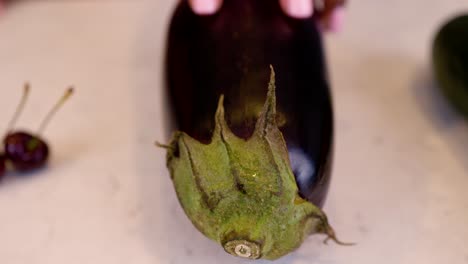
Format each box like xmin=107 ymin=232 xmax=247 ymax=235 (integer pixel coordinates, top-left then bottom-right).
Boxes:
xmin=165 ymin=0 xmax=333 ymax=207
xmin=433 ymin=14 xmax=468 ymax=117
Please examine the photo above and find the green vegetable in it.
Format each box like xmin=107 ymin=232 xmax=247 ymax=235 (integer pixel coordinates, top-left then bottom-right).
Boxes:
xmin=162 ymin=67 xmax=347 ymax=260
xmin=433 ymin=14 xmax=468 ymax=117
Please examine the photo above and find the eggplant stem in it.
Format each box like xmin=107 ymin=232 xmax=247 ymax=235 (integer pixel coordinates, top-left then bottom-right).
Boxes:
xmin=323 ymin=225 xmax=356 ymax=246
xmin=155 ymin=141 xmax=172 ymax=149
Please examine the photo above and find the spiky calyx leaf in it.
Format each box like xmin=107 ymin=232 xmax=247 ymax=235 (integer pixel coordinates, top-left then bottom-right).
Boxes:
xmin=164 ymin=66 xmax=342 ymax=260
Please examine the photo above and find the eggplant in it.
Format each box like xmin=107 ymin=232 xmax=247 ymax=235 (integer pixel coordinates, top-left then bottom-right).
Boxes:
xmin=163 ymin=0 xmax=343 ymax=260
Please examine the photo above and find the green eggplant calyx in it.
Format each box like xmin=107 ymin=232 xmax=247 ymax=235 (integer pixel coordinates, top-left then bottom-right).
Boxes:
xmin=164 ymin=66 xmax=342 ymax=260
xmin=223 ymin=239 xmax=261 ymax=259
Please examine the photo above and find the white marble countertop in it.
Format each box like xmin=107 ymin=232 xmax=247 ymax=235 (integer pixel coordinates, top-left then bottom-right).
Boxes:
xmin=0 ymin=1 xmax=467 ymax=263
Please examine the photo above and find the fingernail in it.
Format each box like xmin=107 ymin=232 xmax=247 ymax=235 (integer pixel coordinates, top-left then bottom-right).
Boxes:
xmin=327 ymin=7 xmax=345 ymax=32
xmin=189 ymin=0 xmax=222 ymax=15
xmin=280 ymin=0 xmax=314 ymax=19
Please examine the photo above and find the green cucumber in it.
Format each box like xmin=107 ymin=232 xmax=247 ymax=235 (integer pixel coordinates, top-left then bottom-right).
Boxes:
xmin=433 ymin=14 xmax=468 ymax=117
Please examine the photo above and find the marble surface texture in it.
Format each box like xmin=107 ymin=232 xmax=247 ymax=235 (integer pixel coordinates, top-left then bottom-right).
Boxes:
xmin=0 ymin=1 xmax=467 ymax=263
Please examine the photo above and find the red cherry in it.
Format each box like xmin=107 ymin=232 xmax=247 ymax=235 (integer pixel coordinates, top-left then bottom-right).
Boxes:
xmin=2 ymin=84 xmax=73 ymax=174
xmin=0 ymin=154 xmax=6 ymax=180
xmin=4 ymin=132 xmax=49 ymax=172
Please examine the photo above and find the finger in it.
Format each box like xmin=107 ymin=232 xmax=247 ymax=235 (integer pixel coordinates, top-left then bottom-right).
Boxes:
xmin=279 ymin=0 xmax=314 ymax=19
xmin=327 ymin=7 xmax=345 ymax=31
xmin=320 ymin=6 xmax=345 ymax=32
xmin=188 ymin=0 xmax=223 ymax=15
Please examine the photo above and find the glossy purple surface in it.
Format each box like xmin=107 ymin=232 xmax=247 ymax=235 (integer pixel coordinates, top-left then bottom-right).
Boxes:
xmin=166 ymin=0 xmax=333 ymax=207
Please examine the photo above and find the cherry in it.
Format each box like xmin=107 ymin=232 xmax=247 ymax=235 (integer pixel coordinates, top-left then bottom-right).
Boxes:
xmin=0 ymin=154 xmax=5 ymax=180
xmin=4 ymin=131 xmax=49 ymax=172
xmin=2 ymin=83 xmax=73 ymax=173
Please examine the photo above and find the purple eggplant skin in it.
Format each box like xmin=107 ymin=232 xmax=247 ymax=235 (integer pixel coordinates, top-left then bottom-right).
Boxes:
xmin=165 ymin=0 xmax=334 ymax=208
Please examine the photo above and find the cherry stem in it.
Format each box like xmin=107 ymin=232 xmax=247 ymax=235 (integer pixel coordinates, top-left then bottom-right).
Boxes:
xmin=6 ymin=83 xmax=30 ymax=135
xmin=37 ymin=87 xmax=74 ymax=135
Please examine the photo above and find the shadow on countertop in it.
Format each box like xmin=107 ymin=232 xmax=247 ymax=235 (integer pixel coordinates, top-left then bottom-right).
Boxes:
xmin=412 ymin=65 xmax=468 ymax=173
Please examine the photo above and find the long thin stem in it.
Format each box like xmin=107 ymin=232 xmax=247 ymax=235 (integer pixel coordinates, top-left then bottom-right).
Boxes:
xmin=6 ymin=83 xmax=30 ymax=135
xmin=37 ymin=87 xmax=74 ymax=135
xmin=323 ymin=224 xmax=356 ymax=246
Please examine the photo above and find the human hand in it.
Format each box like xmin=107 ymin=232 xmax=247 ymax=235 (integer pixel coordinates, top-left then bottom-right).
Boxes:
xmin=188 ymin=0 xmax=346 ymax=31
